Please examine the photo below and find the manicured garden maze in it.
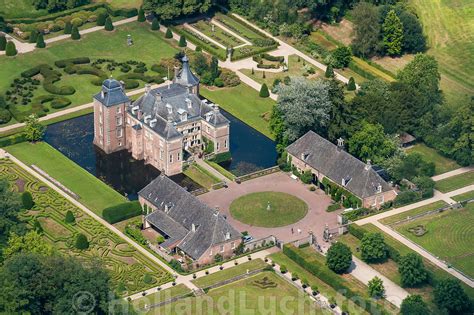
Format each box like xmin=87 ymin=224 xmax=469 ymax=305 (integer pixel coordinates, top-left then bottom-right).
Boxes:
xmin=0 ymin=159 xmax=173 ymax=295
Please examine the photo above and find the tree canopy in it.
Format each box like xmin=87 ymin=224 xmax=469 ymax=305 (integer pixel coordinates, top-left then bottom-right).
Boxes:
xmin=326 ymin=242 xmax=352 ymax=274
xmin=360 ymin=232 xmax=387 ymax=263
xmin=143 ymin=0 xmax=212 ymax=20
xmin=24 ymin=115 xmax=45 ymax=142
xmin=398 ymin=253 xmax=428 ymax=287
xmin=3 ymin=231 xmax=53 ymax=260
xmin=400 ymin=295 xmax=429 ymax=315
xmin=382 ymin=10 xmax=404 ymax=56
xmin=433 ymin=279 xmax=472 ymax=314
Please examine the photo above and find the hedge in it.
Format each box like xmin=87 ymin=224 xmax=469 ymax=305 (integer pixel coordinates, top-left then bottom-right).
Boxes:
xmin=0 ymin=133 xmax=27 ymax=148
xmin=170 ymin=26 xmax=227 ymax=61
xmin=102 ymin=201 xmax=142 ymax=224
xmin=283 ymin=244 xmax=387 ymax=314
xmin=55 ymin=57 xmax=91 ymax=68
xmin=21 ymin=64 xmax=76 ymax=95
xmin=231 ymin=44 xmax=278 ymax=61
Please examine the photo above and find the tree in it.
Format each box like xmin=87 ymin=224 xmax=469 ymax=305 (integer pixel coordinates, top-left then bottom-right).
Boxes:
xmin=273 ymin=78 xmax=332 ymax=142
xmin=325 ymin=64 xmax=334 ymax=78
xmin=326 ymin=242 xmax=352 ymax=274
xmin=351 ymin=2 xmax=382 ymax=57
xmin=35 ymin=33 xmax=45 ymax=48
xmin=151 ymin=17 xmax=160 ymax=30
xmin=24 ymin=114 xmax=45 ymax=142
xmin=412 ymin=176 xmax=435 ymax=198
xmin=3 ymin=231 xmax=53 ymax=259
xmin=5 ymin=41 xmax=17 ymax=56
xmin=347 ymin=77 xmax=356 ymax=91
xmin=388 ymin=152 xmax=435 ymax=182
xmin=361 ymin=232 xmax=387 ymax=263
xmin=71 ymin=25 xmax=80 ymax=40
xmin=368 ymin=276 xmax=385 ymax=298
xmin=0 ymin=253 xmax=111 ymax=314
xmin=96 ymin=12 xmax=107 ymax=26
xmin=0 ymin=179 xmax=23 ymax=246
xmin=400 ymin=295 xmax=429 ymax=315
xmin=331 ymin=46 xmax=352 ymax=68
xmin=64 ymin=210 xmax=75 ymax=223
xmin=383 ymin=10 xmax=404 ymax=56
xmin=104 ymin=16 xmax=114 ymax=31
xmin=75 ymin=233 xmax=89 ymax=250
xmin=138 ymin=7 xmax=146 ymax=22
xmin=434 ymin=279 xmax=472 ymax=314
xmin=64 ymin=21 xmax=72 ymax=34
xmin=398 ymin=253 xmax=428 ymax=287
xmin=21 ymin=191 xmax=34 ymax=209
xmin=347 ymin=122 xmax=398 ymax=164
xmin=178 ymin=35 xmax=187 ymax=47
xmin=398 ymin=10 xmax=426 ymax=53
xmin=29 ymin=30 xmax=38 ymax=43
xmin=0 ymin=35 xmax=6 ymax=51
xmin=210 ymin=56 xmax=219 ymax=80
xmin=165 ymin=28 xmax=173 ymax=38
xmin=143 ymin=0 xmax=212 ymax=21
xmin=259 ymin=83 xmax=270 ymax=98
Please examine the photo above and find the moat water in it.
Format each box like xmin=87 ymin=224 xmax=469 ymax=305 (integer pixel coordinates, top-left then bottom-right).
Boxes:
xmin=44 ymin=111 xmax=277 ymax=199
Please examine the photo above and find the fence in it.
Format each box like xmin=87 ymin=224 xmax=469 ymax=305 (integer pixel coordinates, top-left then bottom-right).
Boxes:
xmin=235 ymin=166 xmax=280 ymax=183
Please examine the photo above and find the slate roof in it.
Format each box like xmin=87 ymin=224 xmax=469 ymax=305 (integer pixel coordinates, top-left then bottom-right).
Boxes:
xmin=174 ymin=55 xmax=200 ymax=87
xmin=94 ymin=78 xmax=130 ymax=107
xmin=287 ymin=131 xmax=394 ymax=199
xmin=140 ymin=175 xmax=241 ymax=260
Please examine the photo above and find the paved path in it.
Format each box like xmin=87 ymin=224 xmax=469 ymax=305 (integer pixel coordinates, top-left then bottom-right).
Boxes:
xmin=349 ymin=256 xmax=408 ymax=307
xmin=0 ymin=81 xmax=170 ymax=134
xmin=431 ymin=166 xmax=474 ymax=181
xmin=1 ymin=149 xmax=176 ymax=276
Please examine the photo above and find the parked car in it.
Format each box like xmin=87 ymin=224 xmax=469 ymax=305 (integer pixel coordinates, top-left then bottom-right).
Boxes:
xmin=243 ymin=235 xmax=253 ymax=243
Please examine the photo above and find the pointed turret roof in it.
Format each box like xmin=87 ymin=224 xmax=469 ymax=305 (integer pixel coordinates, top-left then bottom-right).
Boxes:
xmin=175 ymin=55 xmax=200 ymax=87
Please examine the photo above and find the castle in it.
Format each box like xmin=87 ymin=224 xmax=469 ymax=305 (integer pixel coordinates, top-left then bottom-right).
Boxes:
xmin=93 ymin=55 xmax=230 ymax=176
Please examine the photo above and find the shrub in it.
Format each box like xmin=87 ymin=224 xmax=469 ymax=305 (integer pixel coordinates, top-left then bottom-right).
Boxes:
xmin=22 ymin=191 xmax=34 ymax=209
xmin=104 ymin=17 xmax=114 ymax=31
xmin=165 ymin=28 xmax=173 ymax=39
xmin=71 ymin=17 xmax=83 ymax=27
xmin=347 ymin=77 xmax=356 ymax=91
xmin=29 ymin=30 xmax=38 ymax=43
xmin=394 ymin=190 xmax=419 ymax=206
xmin=169 ymin=259 xmax=184 ymax=273
xmin=213 ymin=77 xmax=224 ymax=87
xmin=326 ymin=203 xmax=341 ymax=212
xmin=195 ymin=45 xmax=202 ymax=52
xmin=35 ymin=33 xmax=46 ymax=48
xmin=137 ymin=8 xmax=146 ymax=22
xmin=65 ymin=210 xmax=75 ymax=223
xmin=64 ymin=21 xmax=73 ymax=34
xmin=75 ymin=233 xmax=89 ymax=250
xmin=151 ymin=17 xmax=159 ymax=31
xmin=0 ymin=108 xmax=12 ymax=124
xmin=368 ymin=276 xmax=385 ymax=298
xmin=6 ymin=41 xmax=17 ymax=56
xmin=102 ymin=201 xmax=142 ymax=224
xmin=71 ymin=25 xmax=80 ymax=40
xmin=331 ymin=46 xmax=352 ymax=68
xmin=259 ymin=83 xmax=269 ymax=98
xmin=178 ymin=35 xmax=187 ymax=47
xmin=300 ymin=170 xmax=312 ymax=184
xmin=143 ymin=273 xmax=153 ymax=284
xmin=326 ymin=242 xmax=352 ymax=274
xmin=0 ymin=35 xmax=6 ymax=51
xmin=361 ymin=232 xmax=387 ymax=263
xmin=96 ymin=12 xmax=107 ymax=26
xmin=400 ymin=295 xmax=429 ymax=315
xmin=325 ymin=64 xmax=334 ymax=78
xmin=214 ymin=253 xmax=223 ymax=263
xmin=55 ymin=57 xmax=91 ymax=68
xmin=156 ymin=235 xmax=165 ymax=244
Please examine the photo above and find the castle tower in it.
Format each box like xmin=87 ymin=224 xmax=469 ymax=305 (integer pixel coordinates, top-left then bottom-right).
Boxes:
xmin=173 ymin=55 xmax=200 ymax=94
xmin=93 ymin=78 xmax=130 ymax=153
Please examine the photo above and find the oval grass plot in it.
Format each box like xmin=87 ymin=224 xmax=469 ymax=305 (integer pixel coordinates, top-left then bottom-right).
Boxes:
xmin=229 ymin=191 xmax=308 ymax=228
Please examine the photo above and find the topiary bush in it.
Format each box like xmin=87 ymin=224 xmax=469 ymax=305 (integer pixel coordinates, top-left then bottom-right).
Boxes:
xmin=259 ymin=83 xmax=269 ymax=98
xmin=65 ymin=210 xmax=76 ymax=223
xmin=5 ymin=41 xmax=17 ymax=56
xmin=36 ymin=33 xmax=46 ymax=48
xmin=137 ymin=8 xmax=146 ymax=22
xmin=75 ymin=233 xmax=89 ymax=250
xmin=104 ymin=16 xmax=114 ymax=31
xmin=71 ymin=25 xmax=81 ymax=40
xmin=178 ymin=35 xmax=187 ymax=47
xmin=0 ymin=35 xmax=6 ymax=51
xmin=22 ymin=191 xmax=34 ymax=209
xmin=165 ymin=28 xmax=173 ymax=39
xmin=102 ymin=201 xmax=142 ymax=224
xmin=151 ymin=18 xmax=160 ymax=31
xmin=347 ymin=77 xmax=356 ymax=91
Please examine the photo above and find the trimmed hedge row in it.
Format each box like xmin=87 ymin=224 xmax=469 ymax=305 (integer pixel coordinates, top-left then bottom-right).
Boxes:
xmin=231 ymin=44 xmax=278 ymax=61
xmin=21 ymin=64 xmax=75 ymax=95
xmin=0 ymin=133 xmax=27 ymax=148
xmin=31 ymin=95 xmax=71 ymax=109
xmin=170 ymin=26 xmax=227 ymax=61
xmin=348 ymin=61 xmax=377 ymax=81
xmin=55 ymin=57 xmax=91 ymax=68
xmin=103 ymin=201 xmax=142 ymax=224
xmin=283 ymin=244 xmax=387 ymax=314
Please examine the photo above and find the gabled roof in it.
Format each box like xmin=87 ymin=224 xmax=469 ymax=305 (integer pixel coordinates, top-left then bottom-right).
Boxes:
xmin=287 ymin=131 xmax=394 ymax=199
xmin=140 ymin=175 xmax=240 ymax=260
xmin=93 ymin=78 xmax=130 ymax=107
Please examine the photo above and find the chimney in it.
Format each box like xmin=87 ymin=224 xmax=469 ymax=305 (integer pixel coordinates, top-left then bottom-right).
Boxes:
xmin=191 ymin=223 xmax=196 ymax=232
xmin=337 ymin=137 xmax=344 ymax=151
xmin=144 ymin=115 xmax=151 ymax=124
xmin=137 ymin=110 xmax=143 ymax=120
xmin=145 ymin=84 xmax=151 ymax=94
xmin=365 ymin=159 xmax=371 ymax=171
xmin=213 ymin=104 xmax=220 ymax=113
xmin=131 ymin=105 xmax=139 ymax=115
xmin=173 ymin=65 xmax=179 ymax=82
xmin=150 ymin=119 xmax=157 ymax=128
xmin=185 ymin=98 xmax=192 ymax=109
xmin=119 ymin=80 xmax=125 ymax=91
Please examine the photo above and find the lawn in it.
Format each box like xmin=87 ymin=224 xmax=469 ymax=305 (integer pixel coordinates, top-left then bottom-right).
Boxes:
xmin=0 ymin=0 xmax=48 ymax=18
xmin=396 ymin=204 xmax=474 ymax=278
xmin=230 ymin=192 xmax=308 ymax=227
xmin=192 ymin=259 xmax=268 ymax=288
xmin=380 ymin=200 xmax=447 ymax=225
xmin=192 ymin=20 xmax=244 ymax=47
xmin=183 ymin=164 xmax=220 ymax=189
xmin=97 ymin=0 xmax=143 ymax=9
xmin=148 ymin=271 xmax=322 ymax=314
xmin=1 ymin=159 xmax=172 ymax=295
xmin=451 ymin=190 xmax=474 ymax=202
xmin=131 ymin=284 xmax=191 ymax=312
xmin=406 ymin=143 xmax=460 ymax=175
xmin=435 ymin=171 xmax=474 ymax=193
xmin=6 ymin=142 xmax=126 ymax=215
xmin=0 ymin=22 xmax=178 ymax=122
xmin=409 ymin=0 xmax=474 ymax=109
xmin=200 ymin=84 xmax=275 ymax=140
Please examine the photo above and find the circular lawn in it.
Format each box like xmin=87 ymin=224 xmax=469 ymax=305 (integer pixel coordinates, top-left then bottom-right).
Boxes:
xmin=229 ymin=191 xmax=308 ymax=228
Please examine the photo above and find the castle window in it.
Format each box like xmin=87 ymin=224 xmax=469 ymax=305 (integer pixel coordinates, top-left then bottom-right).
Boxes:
xmin=116 ymin=107 xmax=121 ymax=114
xmin=116 ymin=116 xmax=122 ymax=126
xmin=231 ymin=242 xmax=235 ymax=249
xmin=224 ymin=140 xmax=227 ymax=148
xmin=99 ymin=127 xmax=103 ymax=136
xmin=99 ymin=115 xmax=102 ymax=124
xmin=116 ymin=128 xmax=123 ymax=138
xmin=177 ymin=152 xmax=181 ymax=161
xmin=220 ymin=245 xmax=224 ymax=252
xmin=160 ymin=149 xmax=163 ymax=160
xmin=216 ymin=142 xmax=220 ymax=151
xmin=169 ymin=154 xmax=173 ymax=163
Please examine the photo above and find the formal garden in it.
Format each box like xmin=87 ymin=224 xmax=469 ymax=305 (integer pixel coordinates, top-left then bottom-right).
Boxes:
xmin=434 ymin=171 xmax=474 ymax=193
xmin=0 ymin=158 xmax=173 ymax=296
xmin=229 ymin=191 xmax=308 ymax=227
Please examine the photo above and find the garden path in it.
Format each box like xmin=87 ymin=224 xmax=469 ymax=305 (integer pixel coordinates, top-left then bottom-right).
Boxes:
xmin=210 ymin=19 xmax=252 ymax=47
xmin=183 ymin=22 xmax=228 ymax=50
xmin=431 ymin=166 xmax=474 ymax=181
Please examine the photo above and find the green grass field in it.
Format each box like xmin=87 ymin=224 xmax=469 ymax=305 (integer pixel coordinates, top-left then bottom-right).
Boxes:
xmin=451 ymin=190 xmax=474 ymax=202
xmin=0 ymin=0 xmax=48 ymax=18
xmin=131 ymin=284 xmax=191 ymax=312
xmin=6 ymin=142 xmax=126 ymax=215
xmin=183 ymin=164 xmax=220 ymax=189
xmin=192 ymin=259 xmax=268 ymax=288
xmin=0 ymin=23 xmax=178 ymax=114
xmin=147 ymin=271 xmax=322 ymax=314
xmin=230 ymin=192 xmax=308 ymax=227
xmin=97 ymin=0 xmax=143 ymax=9
xmin=409 ymin=0 xmax=474 ymax=109
xmin=396 ymin=204 xmax=474 ymax=278
xmin=407 ymin=143 xmax=460 ymax=175
xmin=200 ymin=84 xmax=275 ymax=140
xmin=435 ymin=171 xmax=474 ymax=193
xmin=380 ymin=200 xmax=447 ymax=225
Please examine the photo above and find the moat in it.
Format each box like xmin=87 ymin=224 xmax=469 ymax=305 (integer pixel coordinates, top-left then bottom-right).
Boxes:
xmin=44 ymin=110 xmax=277 ymax=199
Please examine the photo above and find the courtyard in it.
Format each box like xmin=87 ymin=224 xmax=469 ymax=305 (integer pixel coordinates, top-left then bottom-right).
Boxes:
xmin=198 ymin=171 xmax=337 ymax=244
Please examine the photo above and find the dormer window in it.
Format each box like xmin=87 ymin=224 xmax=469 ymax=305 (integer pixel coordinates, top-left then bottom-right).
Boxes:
xmin=342 ymin=177 xmax=351 ymax=187
xmin=377 ymin=184 xmax=382 ymax=193
xmin=225 ymin=232 xmax=230 ymax=240
xmin=185 ymin=98 xmax=192 ymax=109
xmin=166 ymin=104 xmax=172 ymax=114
